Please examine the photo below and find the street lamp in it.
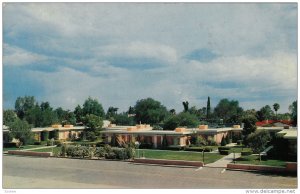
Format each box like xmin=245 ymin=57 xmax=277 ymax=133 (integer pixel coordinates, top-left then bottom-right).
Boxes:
xmin=135 ymin=141 xmax=140 ymax=158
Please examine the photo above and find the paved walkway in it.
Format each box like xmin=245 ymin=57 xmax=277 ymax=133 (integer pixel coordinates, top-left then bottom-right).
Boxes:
xmin=205 ymin=153 xmax=241 ymax=168
xmin=23 ymin=145 xmax=57 ymax=151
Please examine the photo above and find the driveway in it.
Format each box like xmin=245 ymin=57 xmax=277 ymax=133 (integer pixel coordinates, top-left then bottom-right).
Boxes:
xmin=3 ymin=155 xmax=297 ymax=189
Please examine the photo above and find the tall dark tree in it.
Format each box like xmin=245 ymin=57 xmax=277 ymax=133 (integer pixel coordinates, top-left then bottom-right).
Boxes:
xmin=82 ymin=97 xmax=105 ymax=118
xmin=169 ymin=109 xmax=176 ymax=115
xmin=242 ymin=115 xmax=258 ymax=145
xmin=273 ymin=103 xmax=280 ymax=119
xmin=206 ymin=96 xmax=211 ymax=119
xmin=134 ymin=98 xmax=169 ymax=125
xmin=289 ymin=101 xmax=297 ymax=126
xmin=15 ymin=96 xmax=36 ymax=119
xmin=256 ymin=105 xmax=274 ymax=121
xmin=163 ymin=112 xmax=199 ymax=130
xmin=3 ymin=110 xmax=18 ymax=125
xmin=74 ymin=105 xmax=84 ymax=123
xmin=8 ymin=118 xmax=33 ymax=145
xmin=182 ymin=101 xmax=189 ymax=112
xmin=214 ymin=98 xmax=243 ymax=124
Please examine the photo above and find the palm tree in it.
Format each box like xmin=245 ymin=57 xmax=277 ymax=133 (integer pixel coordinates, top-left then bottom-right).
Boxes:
xmin=273 ymin=103 xmax=280 ymax=119
xmin=182 ymin=101 xmax=189 ymax=112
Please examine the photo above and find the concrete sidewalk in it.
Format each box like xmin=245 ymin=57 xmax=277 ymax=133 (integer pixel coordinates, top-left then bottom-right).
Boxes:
xmin=205 ymin=153 xmax=241 ymax=168
xmin=23 ymin=145 xmax=57 ymax=151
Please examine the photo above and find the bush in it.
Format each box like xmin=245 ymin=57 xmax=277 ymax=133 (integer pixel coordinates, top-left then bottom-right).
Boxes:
xmin=105 ymin=152 xmax=117 ymax=159
xmin=94 ymin=147 xmax=106 ymax=158
xmin=54 ymin=140 xmax=62 ymax=147
xmin=34 ymin=141 xmax=42 ymax=145
xmin=237 ymin=140 xmax=243 ymax=145
xmin=195 ymin=136 xmax=207 ymax=146
xmin=113 ymin=148 xmax=127 ymax=160
xmin=185 ymin=147 xmax=204 ymax=152
xmin=220 ymin=150 xmax=230 ymax=155
xmin=218 ymin=146 xmax=230 ymax=152
xmin=60 ymin=144 xmax=67 ymax=157
xmin=207 ymin=137 xmax=218 ymax=146
xmin=221 ymin=136 xmax=227 ymax=146
xmin=125 ymin=146 xmax=135 ymax=159
xmin=65 ymin=145 xmax=90 ymax=158
xmin=139 ymin=143 xmax=153 ymax=149
xmin=3 ymin=142 xmax=17 ymax=148
xmin=204 ymin=146 xmax=214 ymax=152
xmin=96 ymin=142 xmax=106 ymax=147
xmin=241 ymin=150 xmax=253 ymax=156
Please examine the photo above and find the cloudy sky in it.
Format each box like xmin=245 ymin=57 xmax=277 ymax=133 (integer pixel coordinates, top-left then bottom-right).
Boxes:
xmin=3 ymin=3 xmax=297 ymax=113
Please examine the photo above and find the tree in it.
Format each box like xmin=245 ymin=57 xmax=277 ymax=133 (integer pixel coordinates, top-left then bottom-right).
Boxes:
xmin=163 ymin=112 xmax=199 ymax=130
xmin=273 ymin=103 xmax=280 ymax=119
xmin=169 ymin=109 xmax=176 ymax=115
xmin=115 ymin=112 xmax=135 ymax=126
xmin=289 ymin=101 xmax=297 ymax=126
xmin=246 ymin=130 xmax=271 ymax=161
xmin=3 ymin=110 xmax=18 ymax=125
xmin=206 ymin=96 xmax=211 ymax=119
xmin=15 ymin=96 xmax=36 ymax=119
xmin=256 ymin=105 xmax=274 ymax=121
xmin=8 ymin=118 xmax=33 ymax=145
xmin=214 ymin=99 xmax=243 ymax=124
xmin=84 ymin=114 xmax=103 ymax=130
xmin=134 ymin=98 xmax=169 ymax=125
xmin=182 ymin=101 xmax=189 ymax=112
xmin=106 ymin=107 xmax=119 ymax=122
xmin=82 ymin=97 xmax=105 ymax=118
xmin=25 ymin=102 xmax=58 ymax=127
xmin=82 ymin=114 xmax=104 ymax=141
xmin=242 ymin=115 xmax=257 ymax=144
xmin=74 ymin=105 xmax=84 ymax=123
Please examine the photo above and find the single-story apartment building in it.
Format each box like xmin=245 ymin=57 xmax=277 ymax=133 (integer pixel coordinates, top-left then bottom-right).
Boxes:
xmin=101 ymin=124 xmax=243 ymax=148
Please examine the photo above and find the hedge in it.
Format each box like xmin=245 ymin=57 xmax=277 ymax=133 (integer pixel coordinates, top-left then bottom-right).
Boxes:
xmin=3 ymin=142 xmax=17 ymax=148
xmin=218 ymin=146 xmax=231 ymax=152
xmin=185 ymin=147 xmax=204 ymax=152
xmin=241 ymin=150 xmax=253 ymax=156
xmin=219 ymin=150 xmax=230 ymax=155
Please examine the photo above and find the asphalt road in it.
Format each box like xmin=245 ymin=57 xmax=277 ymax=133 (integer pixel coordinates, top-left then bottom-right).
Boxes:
xmin=2 ymin=155 xmax=297 ymax=189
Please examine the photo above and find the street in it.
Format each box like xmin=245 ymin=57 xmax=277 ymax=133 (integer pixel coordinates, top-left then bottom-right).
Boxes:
xmin=2 ymin=155 xmax=297 ymax=189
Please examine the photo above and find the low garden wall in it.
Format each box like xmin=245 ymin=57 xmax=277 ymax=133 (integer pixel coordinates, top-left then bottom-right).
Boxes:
xmin=227 ymin=162 xmax=297 ymax=173
xmin=8 ymin=150 xmax=52 ymax=157
xmin=133 ymin=158 xmax=203 ymax=167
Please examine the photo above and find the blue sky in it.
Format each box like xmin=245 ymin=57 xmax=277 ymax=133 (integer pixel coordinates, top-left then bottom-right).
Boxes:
xmin=3 ymin=3 xmax=297 ymax=113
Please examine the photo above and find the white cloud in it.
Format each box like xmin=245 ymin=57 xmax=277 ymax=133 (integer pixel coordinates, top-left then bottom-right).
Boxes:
xmin=3 ymin=44 xmax=48 ymax=66
xmin=3 ymin=3 xmax=297 ymax=113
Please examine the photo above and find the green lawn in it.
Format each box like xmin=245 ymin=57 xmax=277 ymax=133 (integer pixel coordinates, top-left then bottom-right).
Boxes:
xmin=234 ymin=155 xmax=286 ymax=167
xmin=32 ymin=147 xmax=61 ymax=155
xmin=229 ymin=146 xmax=252 ymax=153
xmin=136 ymin=149 xmax=223 ymax=164
xmin=3 ymin=145 xmax=46 ymax=151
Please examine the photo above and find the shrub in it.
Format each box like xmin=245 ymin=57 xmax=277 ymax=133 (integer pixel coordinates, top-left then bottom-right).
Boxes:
xmin=105 ymin=152 xmax=117 ymax=159
xmin=185 ymin=147 xmax=204 ymax=152
xmin=221 ymin=136 xmax=227 ymax=146
xmin=218 ymin=146 xmax=230 ymax=152
xmin=204 ymin=146 xmax=214 ymax=152
xmin=60 ymin=144 xmax=67 ymax=157
xmin=237 ymin=140 xmax=243 ymax=145
xmin=94 ymin=147 xmax=106 ymax=158
xmin=54 ymin=140 xmax=62 ymax=147
xmin=219 ymin=150 xmax=230 ymax=155
xmin=241 ymin=150 xmax=253 ymax=156
xmin=46 ymin=140 xmax=51 ymax=146
xmin=3 ymin=142 xmax=17 ymax=148
xmin=34 ymin=141 xmax=41 ymax=145
xmin=113 ymin=148 xmax=127 ymax=160
xmin=207 ymin=137 xmax=218 ymax=146
xmin=139 ymin=143 xmax=153 ymax=149
xmin=96 ymin=142 xmax=106 ymax=147
xmin=65 ymin=145 xmax=90 ymax=158
xmin=195 ymin=136 xmax=207 ymax=146
xmin=125 ymin=146 xmax=135 ymax=159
